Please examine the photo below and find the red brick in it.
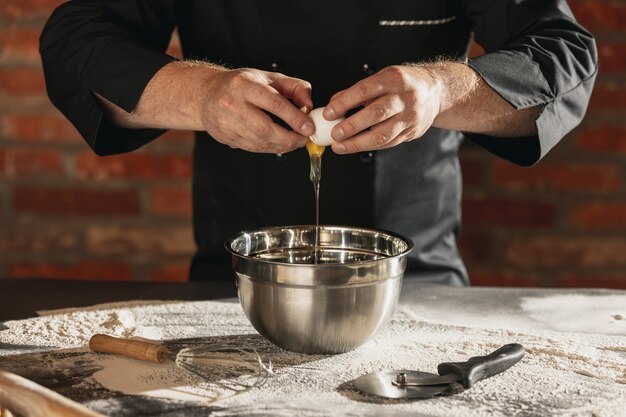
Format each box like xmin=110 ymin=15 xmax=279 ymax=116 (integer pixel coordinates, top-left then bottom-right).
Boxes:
xmin=458 ymin=230 xmax=494 ymax=262
xmin=555 ymin=273 xmax=626 ymax=289
xmin=75 ymin=151 xmax=192 ymax=181
xmin=588 ymin=84 xmax=626 ymax=112
xmin=568 ymin=202 xmax=626 ymax=229
xmin=0 ymin=0 xmax=62 ymax=18
xmin=160 ymin=130 xmax=195 ymax=143
xmin=150 ymin=185 xmax=192 ymax=217
xmin=0 ymin=225 xmax=78 ymax=254
xmin=13 ymin=187 xmax=141 ymax=216
xmin=492 ymin=161 xmax=623 ymax=192
xmin=0 ymin=28 xmax=41 ymax=63
xmin=8 ymin=261 xmax=133 ymax=281
xmin=570 ymin=0 xmax=626 ymax=32
xmin=460 ymin=157 xmax=485 ymax=188
xmin=468 ymin=269 xmax=545 ymax=287
xmin=149 ymin=263 xmax=189 ymax=282
xmin=1 ymin=113 xmax=81 ymax=143
xmin=462 ymin=197 xmax=556 ymax=228
xmin=597 ymin=42 xmax=626 ymax=74
xmin=86 ymin=225 xmax=195 ymax=257
xmin=575 ymin=125 xmax=626 ymax=154
xmin=468 ymin=40 xmax=485 ymax=59
xmin=166 ymin=31 xmax=183 ymax=60
xmin=504 ymin=236 xmax=626 ymax=268
xmin=0 ymin=148 xmax=64 ymax=178
xmin=0 ymin=68 xmax=46 ymax=96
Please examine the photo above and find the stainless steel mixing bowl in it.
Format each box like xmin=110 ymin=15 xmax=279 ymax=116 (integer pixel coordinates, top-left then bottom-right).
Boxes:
xmin=225 ymin=225 xmax=413 ymax=354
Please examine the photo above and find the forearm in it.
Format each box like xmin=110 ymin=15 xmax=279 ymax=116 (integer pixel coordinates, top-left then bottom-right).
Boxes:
xmin=97 ymin=60 xmax=314 ymax=154
xmin=96 ymin=60 xmax=225 ymax=131
xmin=423 ymin=62 xmax=542 ymax=137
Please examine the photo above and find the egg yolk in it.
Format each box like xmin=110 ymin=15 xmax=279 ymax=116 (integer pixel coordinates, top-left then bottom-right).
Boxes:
xmin=306 ymin=140 xmax=326 ymax=157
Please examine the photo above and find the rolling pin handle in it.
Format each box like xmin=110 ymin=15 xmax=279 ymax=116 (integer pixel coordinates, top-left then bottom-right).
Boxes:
xmin=89 ymin=334 xmax=168 ymax=364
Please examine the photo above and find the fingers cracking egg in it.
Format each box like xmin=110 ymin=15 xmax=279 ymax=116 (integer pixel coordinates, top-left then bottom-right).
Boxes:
xmin=309 ymin=107 xmax=345 ymax=146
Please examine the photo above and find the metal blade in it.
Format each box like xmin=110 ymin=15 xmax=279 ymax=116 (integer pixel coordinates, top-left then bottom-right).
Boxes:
xmin=392 ymin=371 xmax=459 ymax=387
xmin=353 ymin=370 xmax=451 ymax=399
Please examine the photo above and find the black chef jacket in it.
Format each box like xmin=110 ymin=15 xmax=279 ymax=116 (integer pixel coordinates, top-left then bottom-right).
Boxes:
xmin=40 ymin=1 xmax=597 ymax=285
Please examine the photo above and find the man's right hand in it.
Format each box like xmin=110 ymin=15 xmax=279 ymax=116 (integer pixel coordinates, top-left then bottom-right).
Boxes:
xmin=97 ymin=62 xmax=315 ymax=154
xmin=199 ymin=68 xmax=314 ymax=153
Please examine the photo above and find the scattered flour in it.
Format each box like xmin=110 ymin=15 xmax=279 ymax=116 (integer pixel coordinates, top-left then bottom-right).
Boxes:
xmin=398 ymin=284 xmax=626 ymax=337
xmin=92 ymin=358 xmax=210 ymax=403
xmin=1 ymin=293 xmax=626 ymax=416
xmin=520 ymin=294 xmax=626 ymax=334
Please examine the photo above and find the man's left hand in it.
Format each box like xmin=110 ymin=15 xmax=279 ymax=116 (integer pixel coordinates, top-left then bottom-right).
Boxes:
xmin=323 ymin=65 xmax=443 ymax=154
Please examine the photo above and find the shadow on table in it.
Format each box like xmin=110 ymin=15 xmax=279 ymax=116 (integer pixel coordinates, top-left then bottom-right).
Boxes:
xmin=0 ymin=334 xmax=327 ymax=417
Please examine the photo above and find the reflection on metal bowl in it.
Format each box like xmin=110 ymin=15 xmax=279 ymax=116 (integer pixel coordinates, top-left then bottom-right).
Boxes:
xmin=225 ymin=225 xmax=413 ymax=354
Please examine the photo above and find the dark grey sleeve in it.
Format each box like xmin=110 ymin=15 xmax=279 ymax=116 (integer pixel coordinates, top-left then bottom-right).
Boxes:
xmin=40 ymin=1 xmax=176 ymax=155
xmin=464 ymin=0 xmax=598 ymax=166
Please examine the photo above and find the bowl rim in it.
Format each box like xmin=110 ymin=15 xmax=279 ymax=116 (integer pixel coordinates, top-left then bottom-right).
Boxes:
xmin=223 ymin=224 xmax=414 ymax=268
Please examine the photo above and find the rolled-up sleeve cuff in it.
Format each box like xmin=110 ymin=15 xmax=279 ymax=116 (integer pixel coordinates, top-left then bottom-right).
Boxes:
xmin=86 ymin=44 xmax=176 ymax=155
xmin=88 ymin=39 xmax=176 ymax=113
xmin=464 ymin=51 xmax=555 ymax=166
xmin=59 ymin=49 xmax=176 ymax=156
xmin=468 ymin=50 xmax=553 ymax=109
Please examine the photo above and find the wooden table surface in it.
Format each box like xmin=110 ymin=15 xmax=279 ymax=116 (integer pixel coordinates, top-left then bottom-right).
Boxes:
xmin=1 ymin=279 xmax=625 ymax=417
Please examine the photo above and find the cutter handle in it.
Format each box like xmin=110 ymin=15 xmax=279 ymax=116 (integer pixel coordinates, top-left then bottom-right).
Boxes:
xmin=0 ymin=370 xmax=105 ymax=417
xmin=437 ymin=343 xmax=525 ymax=389
xmin=89 ymin=334 xmax=167 ymax=364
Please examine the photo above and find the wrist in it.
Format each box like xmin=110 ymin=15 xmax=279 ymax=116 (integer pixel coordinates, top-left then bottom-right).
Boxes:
xmin=401 ymin=63 xmax=447 ymax=125
xmin=173 ymin=61 xmax=227 ymax=131
xmin=415 ymin=64 xmax=447 ymax=115
xmin=416 ymin=62 xmax=480 ymax=128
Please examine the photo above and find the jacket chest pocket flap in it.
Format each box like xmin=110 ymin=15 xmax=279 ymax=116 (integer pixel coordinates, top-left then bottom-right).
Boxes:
xmin=376 ymin=0 xmax=467 ymax=65
xmin=379 ymin=0 xmax=458 ymax=27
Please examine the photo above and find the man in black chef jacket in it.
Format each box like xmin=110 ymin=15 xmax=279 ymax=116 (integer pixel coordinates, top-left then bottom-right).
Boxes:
xmin=40 ymin=1 xmax=597 ymax=285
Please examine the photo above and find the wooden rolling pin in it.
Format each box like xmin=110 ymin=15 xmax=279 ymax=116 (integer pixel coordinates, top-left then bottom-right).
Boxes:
xmin=89 ymin=334 xmax=172 ymax=364
xmin=0 ymin=407 xmax=13 ymax=417
xmin=0 ymin=370 xmax=105 ymax=417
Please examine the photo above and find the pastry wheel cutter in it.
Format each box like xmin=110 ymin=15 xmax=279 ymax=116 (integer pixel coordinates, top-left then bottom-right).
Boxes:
xmin=353 ymin=343 xmax=525 ymax=399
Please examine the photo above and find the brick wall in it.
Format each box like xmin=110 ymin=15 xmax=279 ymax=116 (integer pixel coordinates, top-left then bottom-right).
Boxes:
xmin=0 ymin=1 xmax=625 ymax=286
xmin=459 ymin=0 xmax=626 ymax=288
xmin=0 ymin=0 xmax=192 ymax=282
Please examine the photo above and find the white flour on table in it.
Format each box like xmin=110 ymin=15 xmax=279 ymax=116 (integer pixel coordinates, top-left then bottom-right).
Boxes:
xmin=1 ymin=297 xmax=626 ymax=417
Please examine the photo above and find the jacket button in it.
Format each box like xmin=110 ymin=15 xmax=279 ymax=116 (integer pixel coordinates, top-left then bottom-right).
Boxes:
xmin=360 ymin=152 xmax=374 ymax=163
xmin=362 ymin=63 xmax=375 ymax=75
xmin=271 ymin=62 xmax=281 ymax=71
